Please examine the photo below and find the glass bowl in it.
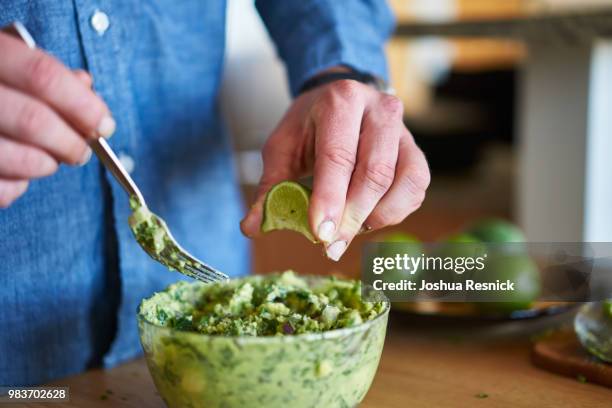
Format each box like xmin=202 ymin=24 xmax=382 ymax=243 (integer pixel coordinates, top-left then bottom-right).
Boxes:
xmin=574 ymin=301 xmax=612 ymax=362
xmin=137 ymin=278 xmax=390 ymax=408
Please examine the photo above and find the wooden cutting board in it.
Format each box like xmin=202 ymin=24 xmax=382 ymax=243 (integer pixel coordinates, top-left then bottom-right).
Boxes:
xmin=531 ymin=328 xmax=612 ymax=388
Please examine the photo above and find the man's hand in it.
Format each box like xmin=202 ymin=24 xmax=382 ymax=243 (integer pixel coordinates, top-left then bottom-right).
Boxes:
xmin=241 ymin=79 xmax=430 ymax=261
xmin=0 ymin=32 xmax=115 ymax=208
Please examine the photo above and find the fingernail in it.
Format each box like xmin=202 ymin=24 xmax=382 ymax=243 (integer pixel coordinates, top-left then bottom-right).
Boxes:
xmin=96 ymin=115 xmax=116 ymax=138
xmin=326 ymin=240 xmax=347 ymax=262
xmin=318 ymin=220 xmax=336 ymax=242
xmin=79 ymin=148 xmax=92 ymax=166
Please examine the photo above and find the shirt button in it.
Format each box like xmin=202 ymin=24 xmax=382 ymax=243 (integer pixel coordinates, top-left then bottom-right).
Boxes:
xmin=90 ymin=10 xmax=110 ymax=35
xmin=118 ymin=152 xmax=135 ymax=174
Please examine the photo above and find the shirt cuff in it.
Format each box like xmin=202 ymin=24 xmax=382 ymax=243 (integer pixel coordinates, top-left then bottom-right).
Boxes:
xmin=256 ymin=0 xmax=395 ymax=96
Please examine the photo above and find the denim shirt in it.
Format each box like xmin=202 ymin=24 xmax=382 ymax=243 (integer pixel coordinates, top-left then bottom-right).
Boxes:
xmin=0 ymin=0 xmax=393 ymax=386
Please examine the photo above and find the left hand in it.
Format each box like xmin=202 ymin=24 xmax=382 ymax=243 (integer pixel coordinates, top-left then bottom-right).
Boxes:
xmin=240 ymin=79 xmax=430 ymax=261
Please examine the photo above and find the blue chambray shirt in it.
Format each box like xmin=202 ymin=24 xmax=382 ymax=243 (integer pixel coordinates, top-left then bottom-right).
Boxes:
xmin=0 ymin=0 xmax=394 ymax=386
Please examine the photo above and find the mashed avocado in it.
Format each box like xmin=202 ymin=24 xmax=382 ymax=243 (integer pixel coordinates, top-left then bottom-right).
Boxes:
xmin=139 ymin=271 xmax=385 ymax=336
xmin=128 ymin=197 xmax=195 ymax=273
xmin=129 ymin=200 xmax=170 ymax=256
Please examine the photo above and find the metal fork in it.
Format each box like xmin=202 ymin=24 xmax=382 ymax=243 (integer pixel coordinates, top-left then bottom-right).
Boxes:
xmin=5 ymin=22 xmax=228 ymax=283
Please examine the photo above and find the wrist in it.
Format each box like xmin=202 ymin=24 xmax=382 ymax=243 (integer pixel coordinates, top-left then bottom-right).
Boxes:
xmin=298 ymin=66 xmax=393 ymax=95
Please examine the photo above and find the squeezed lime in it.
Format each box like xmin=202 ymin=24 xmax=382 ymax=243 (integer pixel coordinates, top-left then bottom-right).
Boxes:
xmin=261 ymin=181 xmax=316 ymax=242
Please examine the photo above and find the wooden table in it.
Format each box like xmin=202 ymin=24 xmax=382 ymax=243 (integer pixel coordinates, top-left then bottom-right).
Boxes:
xmin=13 ymin=312 xmax=612 ymax=408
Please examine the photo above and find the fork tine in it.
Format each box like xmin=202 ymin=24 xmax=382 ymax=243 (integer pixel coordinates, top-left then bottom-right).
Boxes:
xmin=161 ymin=226 xmax=228 ymax=281
xmin=147 ymin=250 xmax=217 ymax=283
xmin=131 ymin=207 xmax=229 ymax=283
xmin=183 ymin=263 xmax=218 ymax=283
xmin=171 ymin=250 xmax=229 ymax=281
xmin=176 ymin=252 xmax=229 ymax=282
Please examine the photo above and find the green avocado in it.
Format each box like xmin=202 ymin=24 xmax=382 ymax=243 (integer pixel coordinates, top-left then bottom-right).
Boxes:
xmin=465 ymin=218 xmax=527 ymax=255
xmin=380 ymin=232 xmax=420 ymax=243
xmin=473 ymin=254 xmax=540 ymax=313
xmin=446 ymin=233 xmax=481 ymax=244
xmin=436 ymin=233 xmax=485 ymax=257
xmin=376 ymin=232 xmax=423 ymax=289
xmin=466 ymin=218 xmax=525 ymax=243
xmin=429 ymin=233 xmax=487 ymax=284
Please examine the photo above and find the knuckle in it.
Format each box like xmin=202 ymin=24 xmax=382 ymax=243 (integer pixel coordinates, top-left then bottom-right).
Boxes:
xmin=17 ymin=149 xmax=39 ymax=176
xmin=316 ymin=92 xmax=339 ymax=114
xmin=398 ymin=174 xmax=427 ymax=206
xmin=370 ymin=202 xmax=415 ymax=228
xmin=321 ymin=146 xmax=356 ymax=174
xmin=331 ymin=79 xmax=361 ymax=100
xmin=379 ymin=94 xmax=404 ymax=119
xmin=359 ymin=162 xmax=395 ymax=194
xmin=17 ymin=101 xmax=50 ymax=139
xmin=19 ymin=149 xmax=56 ymax=176
xmin=401 ymin=177 xmax=427 ymax=211
xmin=318 ymin=80 xmax=361 ymax=110
xmin=408 ymin=165 xmax=431 ymax=191
xmin=410 ymin=189 xmax=426 ymax=211
xmin=345 ymin=208 xmax=366 ymax=232
xmin=27 ymin=54 xmax=62 ymax=95
xmin=73 ymin=93 xmax=105 ymax=132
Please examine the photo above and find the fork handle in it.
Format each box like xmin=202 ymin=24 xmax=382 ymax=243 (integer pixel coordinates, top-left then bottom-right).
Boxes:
xmin=4 ymin=22 xmax=147 ymax=207
xmin=91 ymin=138 xmax=146 ymax=205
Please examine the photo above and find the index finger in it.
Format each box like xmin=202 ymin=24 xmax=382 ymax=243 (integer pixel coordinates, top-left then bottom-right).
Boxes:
xmin=0 ymin=33 xmax=115 ymax=140
xmin=310 ymin=81 xmax=365 ymax=243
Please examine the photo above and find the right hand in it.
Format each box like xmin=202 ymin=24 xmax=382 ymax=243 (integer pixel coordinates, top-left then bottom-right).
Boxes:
xmin=0 ymin=31 xmax=115 ymax=208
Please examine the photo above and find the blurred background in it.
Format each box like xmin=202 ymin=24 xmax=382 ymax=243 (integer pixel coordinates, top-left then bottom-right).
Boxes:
xmin=220 ymin=0 xmax=612 ymax=277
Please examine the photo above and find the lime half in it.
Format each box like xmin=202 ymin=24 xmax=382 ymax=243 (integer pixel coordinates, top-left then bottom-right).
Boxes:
xmin=261 ymin=181 xmax=316 ymax=242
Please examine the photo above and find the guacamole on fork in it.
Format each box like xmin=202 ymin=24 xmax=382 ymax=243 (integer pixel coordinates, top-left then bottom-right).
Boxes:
xmin=139 ymin=271 xmax=385 ymax=336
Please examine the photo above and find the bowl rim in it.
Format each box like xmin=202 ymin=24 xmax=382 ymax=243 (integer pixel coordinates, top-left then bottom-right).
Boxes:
xmin=137 ymin=275 xmax=390 ymax=344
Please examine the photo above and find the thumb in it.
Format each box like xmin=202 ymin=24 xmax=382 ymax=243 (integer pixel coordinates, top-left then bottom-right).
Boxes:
xmin=240 ymin=149 xmax=297 ymax=238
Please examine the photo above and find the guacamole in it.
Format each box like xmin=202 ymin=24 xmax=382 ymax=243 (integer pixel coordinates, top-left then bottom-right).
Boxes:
xmin=128 ymin=197 xmax=195 ymax=273
xmin=139 ymin=271 xmax=385 ymax=336
xmin=138 ymin=274 xmax=389 ymax=407
xmin=128 ymin=196 xmax=173 ymax=255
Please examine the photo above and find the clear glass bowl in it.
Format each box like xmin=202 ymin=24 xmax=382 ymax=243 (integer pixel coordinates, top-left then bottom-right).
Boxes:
xmin=574 ymin=301 xmax=612 ymax=362
xmin=137 ymin=281 xmax=390 ymax=408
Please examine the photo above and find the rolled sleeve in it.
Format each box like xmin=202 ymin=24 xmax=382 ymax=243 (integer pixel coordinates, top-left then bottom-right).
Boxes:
xmin=256 ymin=0 xmax=395 ymax=96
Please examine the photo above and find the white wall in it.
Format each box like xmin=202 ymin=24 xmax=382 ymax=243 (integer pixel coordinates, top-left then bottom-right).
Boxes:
xmin=221 ymin=0 xmax=290 ymax=151
xmin=221 ymin=0 xmax=292 ymax=185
